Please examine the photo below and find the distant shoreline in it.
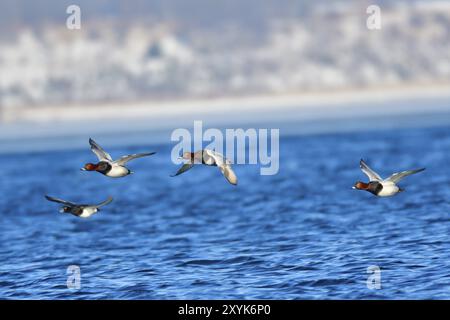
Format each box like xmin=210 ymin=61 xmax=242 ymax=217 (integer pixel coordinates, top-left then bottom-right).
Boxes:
xmin=1 ymin=84 xmax=450 ymax=154
xmin=2 ymin=83 xmax=450 ymax=124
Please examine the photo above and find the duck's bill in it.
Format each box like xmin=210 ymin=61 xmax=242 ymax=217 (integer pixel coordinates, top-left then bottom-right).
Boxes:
xmin=59 ymin=208 xmax=65 ymax=213
xmin=352 ymin=186 xmax=356 ymax=189
xmin=80 ymin=168 xmax=86 ymax=171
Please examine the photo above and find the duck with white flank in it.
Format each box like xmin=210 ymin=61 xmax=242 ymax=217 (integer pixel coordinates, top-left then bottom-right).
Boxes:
xmin=172 ymin=149 xmax=238 ymax=185
xmin=45 ymin=195 xmax=113 ymax=218
xmin=353 ymin=159 xmax=425 ymax=197
xmin=82 ymin=138 xmax=156 ymax=178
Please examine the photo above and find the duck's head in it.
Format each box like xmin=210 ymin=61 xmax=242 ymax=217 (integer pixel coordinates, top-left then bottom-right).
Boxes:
xmin=81 ymin=163 xmax=97 ymax=171
xmin=353 ymin=181 xmax=369 ymax=190
xmin=59 ymin=206 xmax=71 ymax=213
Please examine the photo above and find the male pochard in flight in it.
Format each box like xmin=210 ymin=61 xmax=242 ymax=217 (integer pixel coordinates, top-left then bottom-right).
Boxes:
xmin=353 ymin=159 xmax=425 ymax=197
xmin=82 ymin=138 xmax=156 ymax=178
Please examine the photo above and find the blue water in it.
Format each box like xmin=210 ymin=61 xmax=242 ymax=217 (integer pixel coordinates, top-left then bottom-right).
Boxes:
xmin=1 ymin=125 xmax=449 ymax=299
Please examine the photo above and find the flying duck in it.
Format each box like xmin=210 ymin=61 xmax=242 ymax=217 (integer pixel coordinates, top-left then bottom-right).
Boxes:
xmin=82 ymin=138 xmax=156 ymax=178
xmin=353 ymin=159 xmax=425 ymax=197
xmin=171 ymin=149 xmax=238 ymax=185
xmin=45 ymin=195 xmax=113 ymax=218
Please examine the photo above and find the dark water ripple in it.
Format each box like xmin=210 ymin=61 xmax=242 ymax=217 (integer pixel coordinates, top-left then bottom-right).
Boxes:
xmin=0 ymin=125 xmax=450 ymax=299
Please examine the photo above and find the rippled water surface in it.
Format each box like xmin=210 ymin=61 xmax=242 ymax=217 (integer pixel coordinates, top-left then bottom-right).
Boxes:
xmin=1 ymin=125 xmax=450 ymax=299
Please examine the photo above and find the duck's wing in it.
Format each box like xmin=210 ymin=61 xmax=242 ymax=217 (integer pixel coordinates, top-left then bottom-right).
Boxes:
xmin=204 ymin=149 xmax=232 ymax=165
xmin=203 ymin=150 xmax=237 ymax=185
xmin=45 ymin=195 xmax=76 ymax=207
xmin=89 ymin=138 xmax=113 ymax=162
xmin=89 ymin=196 xmax=113 ymax=208
xmin=360 ymin=159 xmax=382 ymax=181
xmin=386 ymin=168 xmax=425 ymax=183
xmin=199 ymin=149 xmax=215 ymax=165
xmin=114 ymin=152 xmax=156 ymax=166
xmin=171 ymin=163 xmax=194 ymax=177
xmin=219 ymin=164 xmax=238 ymax=185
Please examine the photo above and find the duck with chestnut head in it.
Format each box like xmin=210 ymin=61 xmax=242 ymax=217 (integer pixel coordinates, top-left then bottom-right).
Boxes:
xmin=81 ymin=138 xmax=156 ymax=178
xmin=353 ymin=159 xmax=425 ymax=197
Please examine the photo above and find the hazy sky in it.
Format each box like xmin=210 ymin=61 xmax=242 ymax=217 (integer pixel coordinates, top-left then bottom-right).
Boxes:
xmin=0 ymin=0 xmax=384 ymax=32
